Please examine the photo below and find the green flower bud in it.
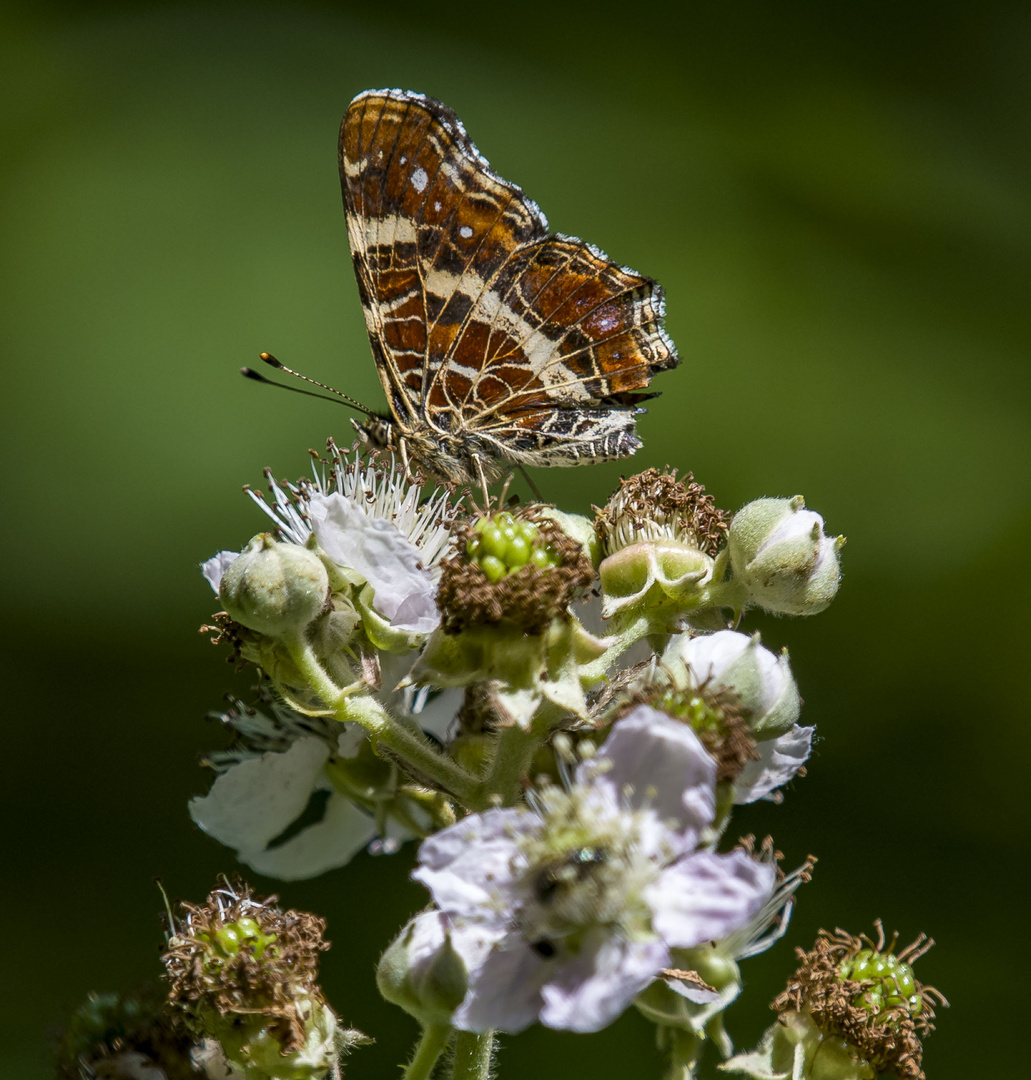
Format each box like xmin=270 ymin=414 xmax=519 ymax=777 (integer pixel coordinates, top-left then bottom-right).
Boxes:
xmin=377 ymin=911 xmax=470 ymax=1027
xmin=728 ymin=497 xmax=844 ymax=616
xmin=219 ymin=534 xmax=329 ymax=637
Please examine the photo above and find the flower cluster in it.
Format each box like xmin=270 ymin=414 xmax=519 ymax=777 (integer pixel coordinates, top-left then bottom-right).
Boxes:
xmin=167 ymin=445 xmax=889 ymax=1080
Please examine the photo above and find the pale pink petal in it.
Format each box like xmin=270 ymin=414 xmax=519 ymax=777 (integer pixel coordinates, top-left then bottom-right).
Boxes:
xmin=309 ymin=492 xmax=437 ymax=633
xmin=414 ymin=809 xmax=533 ymax=922
xmin=539 ymin=932 xmax=669 ymax=1032
xmin=454 ymin=937 xmax=551 ymax=1033
xmin=647 ymin=851 xmax=775 ymax=949
xmin=201 ymin=550 xmax=238 ymax=594
xmin=581 ymin=706 xmax=715 ymax=837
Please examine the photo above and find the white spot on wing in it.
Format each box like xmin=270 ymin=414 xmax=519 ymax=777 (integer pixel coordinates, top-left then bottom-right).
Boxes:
xmin=412 ymin=167 xmax=428 ymax=192
xmin=459 ymin=225 xmax=473 ymax=239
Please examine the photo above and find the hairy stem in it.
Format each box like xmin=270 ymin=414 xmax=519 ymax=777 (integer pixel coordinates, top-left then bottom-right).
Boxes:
xmin=450 ymin=1030 xmax=494 ymax=1080
xmin=284 ymin=635 xmax=482 ymax=807
xmin=478 ymin=721 xmax=544 ymax=806
xmin=402 ymin=1024 xmax=450 ymax=1080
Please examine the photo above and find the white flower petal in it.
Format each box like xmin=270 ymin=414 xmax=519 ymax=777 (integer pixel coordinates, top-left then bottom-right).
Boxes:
xmin=539 ymin=932 xmax=669 ymax=1032
xmin=647 ymin=851 xmax=776 ymax=949
xmin=201 ymin=550 xmax=238 ymax=594
xmin=454 ymin=937 xmax=550 ymax=1033
xmin=309 ymin=492 xmax=438 ymax=633
xmin=581 ymin=706 xmax=715 ymax=838
xmin=668 ymin=977 xmax=722 ymax=1004
xmin=735 ymin=725 xmax=814 ymax=803
xmin=189 ymin=736 xmax=331 ymax=852
xmin=414 ymin=809 xmax=532 ymax=922
xmin=239 ymin=792 xmax=376 ymax=880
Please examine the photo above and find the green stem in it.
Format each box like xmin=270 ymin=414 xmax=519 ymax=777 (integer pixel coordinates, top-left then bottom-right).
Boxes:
xmin=478 ymin=721 xmax=543 ymax=806
xmin=450 ymin=1031 xmax=494 ymax=1080
xmin=703 ymin=578 xmax=750 ymax=619
xmin=402 ymin=1024 xmax=450 ymax=1080
xmin=664 ymin=1027 xmax=702 ymax=1080
xmin=284 ymin=635 xmax=483 ymax=808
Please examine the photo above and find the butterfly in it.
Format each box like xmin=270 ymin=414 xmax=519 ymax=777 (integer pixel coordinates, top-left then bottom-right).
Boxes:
xmin=326 ymin=89 xmax=678 ymax=489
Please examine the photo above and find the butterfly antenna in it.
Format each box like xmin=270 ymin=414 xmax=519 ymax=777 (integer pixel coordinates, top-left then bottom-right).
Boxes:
xmin=241 ymin=352 xmax=376 ymax=417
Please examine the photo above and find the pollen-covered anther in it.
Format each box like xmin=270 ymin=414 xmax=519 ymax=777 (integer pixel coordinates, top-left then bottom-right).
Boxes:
xmin=594 ymin=467 xmax=729 ymax=558
xmin=437 ymin=509 xmax=595 ymax=634
xmin=773 ymin=921 xmax=947 ymax=1080
xmin=162 ymin=877 xmax=330 ymax=1052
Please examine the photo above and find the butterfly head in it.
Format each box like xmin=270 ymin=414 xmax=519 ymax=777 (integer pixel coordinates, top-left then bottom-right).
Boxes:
xmin=351 ymin=414 xmax=397 ymax=455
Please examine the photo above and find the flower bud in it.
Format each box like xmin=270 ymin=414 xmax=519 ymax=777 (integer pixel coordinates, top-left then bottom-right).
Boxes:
xmin=219 ymin=534 xmax=329 ymax=637
xmin=377 ymin=911 xmax=471 ymax=1027
xmin=728 ymin=497 xmax=844 ymax=616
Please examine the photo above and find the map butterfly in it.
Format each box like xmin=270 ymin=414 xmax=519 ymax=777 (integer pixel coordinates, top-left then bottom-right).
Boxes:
xmin=340 ymin=89 xmax=679 ymax=488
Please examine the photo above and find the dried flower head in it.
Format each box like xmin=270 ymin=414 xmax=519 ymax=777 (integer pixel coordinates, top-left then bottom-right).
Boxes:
xmin=594 ymin=470 xmax=728 ymax=624
xmin=162 ymin=877 xmax=330 ymax=1052
xmin=773 ymin=921 xmax=946 ymax=1079
xmin=595 ymin=468 xmax=728 ymax=559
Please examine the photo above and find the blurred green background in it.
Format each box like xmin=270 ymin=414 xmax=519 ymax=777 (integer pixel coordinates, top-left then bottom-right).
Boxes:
xmin=3 ymin=1 xmax=1029 ymax=1076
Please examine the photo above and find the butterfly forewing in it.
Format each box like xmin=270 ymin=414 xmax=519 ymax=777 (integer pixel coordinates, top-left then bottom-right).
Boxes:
xmin=340 ymin=88 xmax=678 ymax=482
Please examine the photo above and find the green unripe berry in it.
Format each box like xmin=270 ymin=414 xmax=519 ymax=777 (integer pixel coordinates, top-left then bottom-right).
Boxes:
xmin=840 ymin=949 xmax=921 ymax=1019
xmin=467 ymin=514 xmax=559 ymax=579
xmin=505 ymin=533 xmax=532 ymax=567
xmin=480 ymin=555 xmax=507 ymax=582
xmin=200 ymin=917 xmax=277 ymax=963
xmin=530 ymin=546 xmax=553 ymax=569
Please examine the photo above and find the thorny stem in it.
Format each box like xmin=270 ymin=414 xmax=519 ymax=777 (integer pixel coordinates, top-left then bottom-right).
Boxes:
xmin=450 ymin=1030 xmax=494 ymax=1080
xmin=284 ymin=635 xmax=484 ymax=809
xmin=402 ymin=1023 xmax=450 ymax=1080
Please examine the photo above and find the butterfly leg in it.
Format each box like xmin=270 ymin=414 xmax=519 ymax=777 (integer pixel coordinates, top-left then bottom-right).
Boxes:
xmin=471 ymin=453 xmax=493 ymax=506
xmin=398 ymin=436 xmax=417 ymax=485
xmin=516 ymin=464 xmax=544 ymax=502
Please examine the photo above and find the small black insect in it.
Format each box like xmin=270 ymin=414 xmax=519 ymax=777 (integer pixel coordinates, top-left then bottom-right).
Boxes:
xmin=532 ymin=846 xmax=609 ymax=905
